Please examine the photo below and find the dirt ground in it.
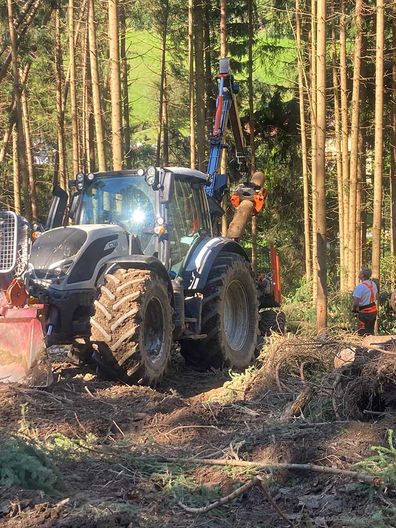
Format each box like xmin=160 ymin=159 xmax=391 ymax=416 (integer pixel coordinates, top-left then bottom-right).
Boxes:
xmin=0 ymin=337 xmax=395 ymax=527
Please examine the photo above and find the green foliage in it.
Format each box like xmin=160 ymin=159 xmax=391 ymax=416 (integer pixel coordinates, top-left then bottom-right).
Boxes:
xmin=0 ymin=436 xmax=64 ymax=494
xmin=338 ymin=509 xmax=396 ymax=528
xmin=354 ymin=429 xmax=396 ymax=488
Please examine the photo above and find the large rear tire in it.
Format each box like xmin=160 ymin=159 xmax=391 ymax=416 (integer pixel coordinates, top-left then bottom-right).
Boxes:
xmin=91 ymin=268 xmax=172 ymax=384
xmin=181 ymin=252 xmax=258 ymax=370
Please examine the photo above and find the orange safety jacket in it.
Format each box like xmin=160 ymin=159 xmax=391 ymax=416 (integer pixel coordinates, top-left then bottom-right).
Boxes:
xmin=359 ymin=280 xmax=377 ymax=314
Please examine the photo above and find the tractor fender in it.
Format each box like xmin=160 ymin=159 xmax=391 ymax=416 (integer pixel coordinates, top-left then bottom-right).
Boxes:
xmin=105 ymin=255 xmax=174 ymax=305
xmin=184 ymin=237 xmax=249 ymax=291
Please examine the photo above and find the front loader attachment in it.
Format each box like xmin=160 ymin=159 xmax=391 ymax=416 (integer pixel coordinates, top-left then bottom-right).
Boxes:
xmin=0 ymin=305 xmax=53 ymax=387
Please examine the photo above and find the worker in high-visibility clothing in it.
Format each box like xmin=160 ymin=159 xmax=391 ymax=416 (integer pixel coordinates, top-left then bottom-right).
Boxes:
xmin=352 ymin=268 xmax=378 ymax=336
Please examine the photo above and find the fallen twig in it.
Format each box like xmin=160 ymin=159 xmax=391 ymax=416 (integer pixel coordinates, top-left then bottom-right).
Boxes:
xmin=178 ymin=475 xmax=293 ymax=526
xmin=141 ymin=455 xmax=382 ymax=485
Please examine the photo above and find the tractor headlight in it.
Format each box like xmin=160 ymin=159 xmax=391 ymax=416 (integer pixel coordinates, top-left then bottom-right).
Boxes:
xmin=76 ymin=173 xmax=85 ymax=183
xmin=77 ymin=181 xmax=84 ymax=191
xmin=145 ymin=166 xmax=157 ymax=186
xmin=47 ymin=259 xmax=74 ymax=277
xmin=87 ymin=172 xmax=95 ymax=181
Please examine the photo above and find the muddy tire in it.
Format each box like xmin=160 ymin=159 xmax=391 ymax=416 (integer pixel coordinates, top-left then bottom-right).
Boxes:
xmin=91 ymin=268 xmax=172 ymax=384
xmin=259 ymin=309 xmax=286 ymax=336
xmin=181 ymin=252 xmax=258 ymax=370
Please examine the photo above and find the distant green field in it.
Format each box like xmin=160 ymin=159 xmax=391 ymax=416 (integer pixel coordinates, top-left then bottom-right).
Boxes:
xmin=125 ymin=30 xmax=297 ymax=144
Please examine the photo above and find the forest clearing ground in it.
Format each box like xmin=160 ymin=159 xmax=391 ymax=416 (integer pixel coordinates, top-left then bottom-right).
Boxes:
xmin=0 ymin=336 xmax=395 ymax=527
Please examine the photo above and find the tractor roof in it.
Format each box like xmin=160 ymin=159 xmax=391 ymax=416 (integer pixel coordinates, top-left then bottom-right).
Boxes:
xmin=93 ymin=167 xmax=208 ymax=182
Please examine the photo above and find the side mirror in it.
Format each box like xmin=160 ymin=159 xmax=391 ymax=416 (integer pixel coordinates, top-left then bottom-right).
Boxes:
xmin=45 ymin=185 xmax=68 ymax=230
xmin=69 ymin=192 xmax=81 ymax=220
xmin=160 ymin=171 xmax=174 ymax=203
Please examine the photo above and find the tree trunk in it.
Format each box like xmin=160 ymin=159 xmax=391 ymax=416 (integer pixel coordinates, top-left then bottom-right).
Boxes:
xmin=108 ymin=0 xmax=123 ymax=169
xmin=88 ymin=0 xmax=106 ymax=171
xmin=7 ymin=0 xmax=31 ymax=221
xmin=12 ymin=127 xmax=21 ymax=214
xmin=194 ymin=0 xmax=206 ymax=171
xmin=248 ymin=0 xmax=257 ymax=273
xmin=156 ymin=0 xmax=169 ymax=166
xmin=296 ymin=0 xmax=311 ymax=282
xmin=339 ymin=0 xmax=349 ymax=289
xmin=348 ymin=0 xmax=363 ymax=290
xmin=55 ymin=7 xmax=67 ymax=191
xmin=188 ymin=0 xmax=196 ymax=168
xmin=371 ymin=0 xmax=385 ymax=283
xmin=120 ymin=3 xmax=131 ymax=168
xmin=332 ymin=20 xmax=344 ymax=291
xmin=391 ymin=4 xmax=396 ymax=285
xmin=204 ymin=0 xmax=214 ymax=142
xmin=68 ymin=0 xmax=80 ymax=176
xmin=0 ymin=63 xmax=31 ymax=165
xmin=316 ymin=0 xmax=327 ymax=333
xmin=220 ymin=0 xmax=228 ymax=237
xmin=21 ymin=84 xmax=38 ymax=221
xmin=310 ymin=0 xmax=318 ymax=302
xmin=162 ymin=70 xmax=169 ymax=166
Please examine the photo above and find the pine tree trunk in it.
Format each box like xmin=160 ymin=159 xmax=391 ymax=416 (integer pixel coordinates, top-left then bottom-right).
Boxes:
xmin=194 ymin=0 xmax=206 ymax=171
xmin=371 ymin=0 xmax=385 ymax=282
xmin=12 ymin=127 xmax=21 ymax=214
xmin=248 ymin=0 xmax=257 ymax=273
xmin=55 ymin=7 xmax=67 ymax=191
xmin=296 ymin=0 xmax=311 ymax=282
xmin=347 ymin=0 xmax=363 ymax=290
xmin=310 ymin=0 xmax=318 ymax=303
xmin=316 ymin=0 xmax=327 ymax=333
xmin=204 ymin=0 xmax=214 ymax=140
xmin=391 ymin=5 xmax=396 ymax=285
xmin=108 ymin=0 xmax=123 ymax=169
xmin=339 ymin=0 xmax=349 ymax=288
xmin=7 ymin=0 xmax=31 ymax=220
xmin=21 ymin=84 xmax=38 ymax=221
xmin=88 ymin=0 xmax=106 ymax=171
xmin=120 ymin=3 xmax=131 ymax=168
xmin=156 ymin=0 xmax=169 ymax=166
xmin=188 ymin=0 xmax=196 ymax=169
xmin=220 ymin=0 xmax=228 ymax=236
xmin=68 ymin=0 xmax=80 ymax=176
xmin=162 ymin=71 xmax=169 ymax=166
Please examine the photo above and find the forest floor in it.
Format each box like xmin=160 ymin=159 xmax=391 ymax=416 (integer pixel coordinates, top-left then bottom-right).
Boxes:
xmin=0 ymin=336 xmax=395 ymax=528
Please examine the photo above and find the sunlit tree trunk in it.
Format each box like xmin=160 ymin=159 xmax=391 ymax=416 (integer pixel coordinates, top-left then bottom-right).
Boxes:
xmin=162 ymin=71 xmax=169 ymax=166
xmin=339 ymin=0 xmax=349 ymax=289
xmin=108 ymin=0 xmax=123 ymax=169
xmin=204 ymin=0 xmax=214 ymax=140
xmin=194 ymin=0 xmax=205 ymax=171
xmin=248 ymin=0 xmax=257 ymax=273
xmin=156 ymin=0 xmax=169 ymax=166
xmin=347 ymin=0 xmax=363 ymax=290
xmin=220 ymin=0 xmax=228 ymax=236
xmin=296 ymin=0 xmax=311 ymax=282
xmin=188 ymin=0 xmax=196 ymax=168
xmin=88 ymin=0 xmax=106 ymax=171
xmin=12 ymin=128 xmax=20 ymax=214
xmin=21 ymin=85 xmax=38 ymax=221
xmin=55 ymin=7 xmax=67 ymax=190
xmin=371 ymin=0 xmax=385 ymax=283
xmin=68 ymin=0 xmax=80 ymax=176
xmin=7 ymin=0 xmax=31 ymax=220
xmin=120 ymin=3 xmax=131 ymax=168
xmin=316 ymin=0 xmax=327 ymax=333
xmin=332 ymin=17 xmax=344 ymax=290
xmin=391 ymin=5 xmax=396 ymax=285
xmin=310 ymin=0 xmax=318 ymax=303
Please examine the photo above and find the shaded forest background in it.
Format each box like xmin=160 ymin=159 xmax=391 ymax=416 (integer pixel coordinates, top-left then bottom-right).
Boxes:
xmin=0 ymin=0 xmax=396 ymax=332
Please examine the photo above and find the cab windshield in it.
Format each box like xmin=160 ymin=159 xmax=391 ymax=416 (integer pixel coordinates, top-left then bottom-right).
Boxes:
xmin=79 ymin=175 xmax=156 ymax=252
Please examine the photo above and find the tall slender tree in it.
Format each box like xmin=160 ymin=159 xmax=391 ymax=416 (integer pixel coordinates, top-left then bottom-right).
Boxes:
xmin=120 ymin=3 xmax=131 ymax=168
xmin=88 ymin=0 xmax=106 ymax=171
xmin=68 ymin=0 xmax=80 ymax=176
xmin=310 ymin=0 xmax=318 ymax=302
xmin=296 ymin=0 xmax=311 ymax=282
xmin=55 ymin=6 xmax=67 ymax=190
xmin=194 ymin=0 xmax=206 ymax=171
xmin=188 ymin=0 xmax=196 ymax=168
xmin=371 ymin=0 xmax=385 ymax=282
xmin=108 ymin=0 xmax=123 ymax=169
xmin=316 ymin=0 xmax=327 ymax=332
xmin=390 ymin=3 xmax=396 ymax=284
xmin=156 ymin=0 xmax=169 ymax=166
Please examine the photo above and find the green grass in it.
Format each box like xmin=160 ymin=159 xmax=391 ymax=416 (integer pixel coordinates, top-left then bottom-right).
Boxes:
xmin=124 ymin=29 xmax=297 ymax=146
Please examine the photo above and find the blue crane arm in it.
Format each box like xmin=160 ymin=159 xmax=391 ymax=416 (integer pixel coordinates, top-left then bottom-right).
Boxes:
xmin=205 ymin=58 xmax=249 ymax=201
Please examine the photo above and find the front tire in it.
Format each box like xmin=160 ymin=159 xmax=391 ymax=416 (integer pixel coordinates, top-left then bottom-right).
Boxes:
xmin=91 ymin=268 xmax=172 ymax=384
xmin=181 ymin=252 xmax=258 ymax=370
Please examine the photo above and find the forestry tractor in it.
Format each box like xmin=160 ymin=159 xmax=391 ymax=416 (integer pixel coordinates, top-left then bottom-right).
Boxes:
xmin=0 ymin=58 xmax=281 ymax=387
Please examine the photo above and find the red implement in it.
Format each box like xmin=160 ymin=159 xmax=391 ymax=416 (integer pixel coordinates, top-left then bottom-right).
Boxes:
xmin=0 ymin=304 xmax=53 ymax=387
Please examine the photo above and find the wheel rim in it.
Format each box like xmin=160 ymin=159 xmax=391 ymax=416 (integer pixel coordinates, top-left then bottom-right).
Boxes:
xmin=223 ymin=280 xmax=249 ymax=351
xmin=143 ymin=297 xmax=165 ymax=364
